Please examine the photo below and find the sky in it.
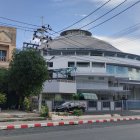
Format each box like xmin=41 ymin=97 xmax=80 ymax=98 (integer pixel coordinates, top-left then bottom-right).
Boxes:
xmin=0 ymin=0 xmax=140 ymax=55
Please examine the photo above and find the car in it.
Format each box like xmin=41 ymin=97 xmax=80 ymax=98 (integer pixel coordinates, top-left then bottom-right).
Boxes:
xmin=55 ymin=101 xmax=86 ymax=112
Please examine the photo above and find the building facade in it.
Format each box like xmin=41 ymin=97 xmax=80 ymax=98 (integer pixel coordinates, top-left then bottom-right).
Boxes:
xmin=42 ymin=29 xmax=140 ymax=101
xmin=0 ymin=26 xmax=16 ymax=68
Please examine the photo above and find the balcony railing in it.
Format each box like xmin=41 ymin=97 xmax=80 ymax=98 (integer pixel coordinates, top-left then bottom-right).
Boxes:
xmin=0 ymin=56 xmax=6 ymax=62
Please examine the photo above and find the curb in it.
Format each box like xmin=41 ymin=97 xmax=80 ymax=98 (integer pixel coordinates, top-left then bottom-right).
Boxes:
xmin=0 ymin=116 xmax=140 ymax=130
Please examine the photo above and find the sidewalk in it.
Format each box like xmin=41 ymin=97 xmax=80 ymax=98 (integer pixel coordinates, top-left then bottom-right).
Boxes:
xmin=0 ymin=110 xmax=140 ymax=130
xmin=0 ymin=110 xmax=44 ymax=122
xmin=0 ymin=115 xmax=140 ymax=130
xmin=0 ymin=110 xmax=40 ymax=118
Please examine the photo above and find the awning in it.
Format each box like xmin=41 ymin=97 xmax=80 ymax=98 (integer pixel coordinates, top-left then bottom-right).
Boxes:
xmin=81 ymin=93 xmax=98 ymax=100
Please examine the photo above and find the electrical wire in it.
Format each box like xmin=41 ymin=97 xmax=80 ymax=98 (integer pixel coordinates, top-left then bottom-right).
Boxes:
xmin=88 ymin=0 xmax=140 ymax=30
xmin=53 ymin=0 xmax=112 ymax=34
xmin=0 ymin=21 xmax=35 ymax=30
xmin=79 ymin=0 xmax=127 ymax=29
xmin=0 ymin=16 xmax=39 ymax=27
xmin=102 ymin=22 xmax=140 ymax=46
xmin=111 ymin=22 xmax=140 ymax=38
xmin=0 ymin=23 xmax=34 ymax=33
xmin=51 ymin=0 xmax=127 ymax=40
xmin=55 ymin=0 xmax=140 ymax=52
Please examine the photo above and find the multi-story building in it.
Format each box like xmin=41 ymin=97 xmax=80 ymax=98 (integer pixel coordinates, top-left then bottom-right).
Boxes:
xmin=42 ymin=29 xmax=140 ymax=101
xmin=0 ymin=26 xmax=16 ymax=68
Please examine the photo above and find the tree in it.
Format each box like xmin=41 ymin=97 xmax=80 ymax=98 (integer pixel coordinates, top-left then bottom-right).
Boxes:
xmin=72 ymin=93 xmax=84 ymax=100
xmin=9 ymin=49 xmax=48 ymax=109
xmin=0 ymin=68 xmax=9 ymax=93
xmin=0 ymin=93 xmax=7 ymax=105
xmin=0 ymin=68 xmax=8 ymax=109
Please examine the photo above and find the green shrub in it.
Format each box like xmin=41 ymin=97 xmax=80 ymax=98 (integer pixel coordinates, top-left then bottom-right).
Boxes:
xmin=40 ymin=105 xmax=49 ymax=117
xmin=0 ymin=93 xmax=6 ymax=105
xmin=23 ymin=97 xmax=31 ymax=111
xmin=73 ymin=109 xmax=83 ymax=116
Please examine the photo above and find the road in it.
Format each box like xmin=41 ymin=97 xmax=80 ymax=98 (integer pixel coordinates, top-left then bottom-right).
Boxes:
xmin=0 ymin=121 xmax=140 ymax=140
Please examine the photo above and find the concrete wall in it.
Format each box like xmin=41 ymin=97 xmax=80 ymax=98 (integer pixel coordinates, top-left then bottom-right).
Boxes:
xmin=76 ymin=76 xmax=108 ymax=90
xmin=77 ymin=82 xmax=108 ymax=90
xmin=43 ymin=80 xmax=76 ymax=94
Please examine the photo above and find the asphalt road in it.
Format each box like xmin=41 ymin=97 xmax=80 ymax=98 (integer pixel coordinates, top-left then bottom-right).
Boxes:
xmin=1 ymin=121 xmax=140 ymax=140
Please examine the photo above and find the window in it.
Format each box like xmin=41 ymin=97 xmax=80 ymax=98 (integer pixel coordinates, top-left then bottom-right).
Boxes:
xmin=77 ymin=62 xmax=90 ymax=67
xmin=48 ymin=51 xmax=61 ymax=55
xmin=92 ymin=62 xmax=105 ymax=68
xmin=47 ymin=62 xmax=53 ymax=67
xmin=88 ymin=76 xmax=94 ymax=80
xmin=128 ymin=67 xmax=133 ymax=71
xmin=68 ymin=62 xmax=75 ymax=67
xmin=98 ymin=77 xmax=104 ymax=80
xmin=107 ymin=64 xmax=128 ymax=75
xmin=136 ymin=69 xmax=140 ymax=73
xmin=0 ymin=50 xmax=7 ymax=61
xmin=91 ymin=51 xmax=103 ymax=56
xmin=117 ymin=53 xmax=125 ymax=58
xmin=127 ymin=55 xmax=135 ymax=59
xmin=104 ymin=52 xmax=115 ymax=57
xmin=76 ymin=51 xmax=89 ymax=55
xmin=116 ymin=66 xmax=127 ymax=74
xmin=106 ymin=65 xmax=115 ymax=74
xmin=62 ymin=51 xmax=75 ymax=55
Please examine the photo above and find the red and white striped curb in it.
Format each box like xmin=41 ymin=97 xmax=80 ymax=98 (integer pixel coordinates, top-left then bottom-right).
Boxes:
xmin=0 ymin=116 xmax=140 ymax=130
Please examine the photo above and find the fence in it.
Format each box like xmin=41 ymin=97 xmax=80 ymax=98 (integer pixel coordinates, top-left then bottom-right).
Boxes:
xmin=126 ymin=100 xmax=140 ymax=110
xmin=45 ymin=100 xmax=123 ymax=111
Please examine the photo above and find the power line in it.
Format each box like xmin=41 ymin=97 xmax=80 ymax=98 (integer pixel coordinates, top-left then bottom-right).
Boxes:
xmin=91 ymin=22 xmax=140 ymax=47
xmin=52 ymin=0 xmax=127 ymax=39
xmin=88 ymin=0 xmax=140 ymax=30
xmin=57 ymin=0 xmax=140 ymax=49
xmin=46 ymin=0 xmax=127 ymax=51
xmin=80 ymin=0 xmax=127 ymax=29
xmin=0 ymin=21 xmax=35 ymax=30
xmin=0 ymin=22 xmax=34 ymax=32
xmin=0 ymin=16 xmax=39 ymax=27
xmin=53 ymin=0 xmax=112 ymax=34
xmin=50 ymin=21 xmax=140 ymax=51
xmin=110 ymin=22 xmax=140 ymax=38
xmin=111 ymin=35 xmax=140 ymax=46
xmin=39 ymin=0 xmax=140 ymax=55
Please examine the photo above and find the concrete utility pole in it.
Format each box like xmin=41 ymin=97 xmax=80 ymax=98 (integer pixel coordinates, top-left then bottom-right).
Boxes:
xmin=32 ymin=19 xmax=52 ymax=112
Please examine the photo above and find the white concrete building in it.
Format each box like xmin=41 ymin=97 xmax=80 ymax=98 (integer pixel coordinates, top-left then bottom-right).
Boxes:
xmin=42 ymin=29 xmax=140 ymax=101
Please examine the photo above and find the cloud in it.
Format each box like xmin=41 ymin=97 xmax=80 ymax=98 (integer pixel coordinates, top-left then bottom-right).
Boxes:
xmin=95 ymin=35 xmax=140 ymax=55
xmin=74 ymin=14 xmax=87 ymax=17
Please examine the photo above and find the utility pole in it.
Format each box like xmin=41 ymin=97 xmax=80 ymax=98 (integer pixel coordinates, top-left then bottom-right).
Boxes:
xmin=32 ymin=19 xmax=52 ymax=112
